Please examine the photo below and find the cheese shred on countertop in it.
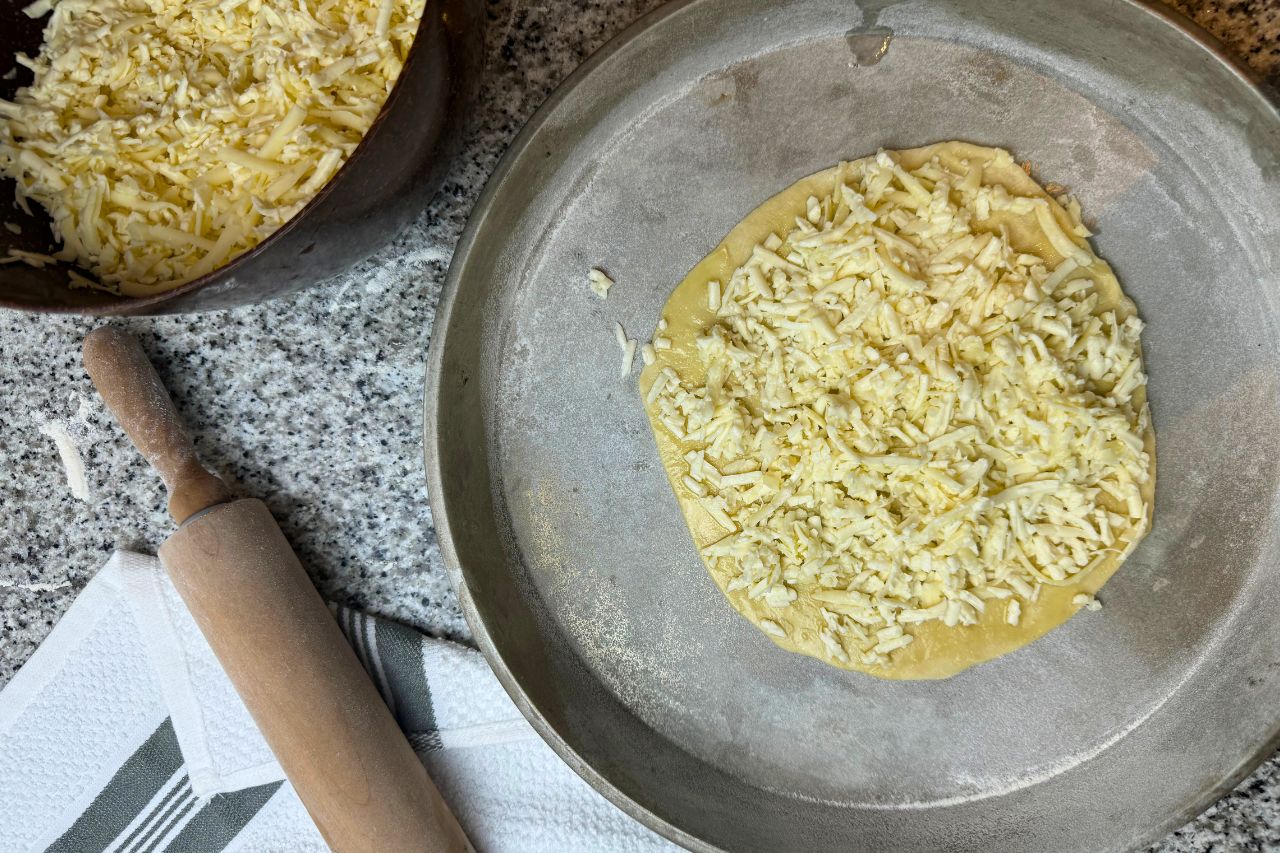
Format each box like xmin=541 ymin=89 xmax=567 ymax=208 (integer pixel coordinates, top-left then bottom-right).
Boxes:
xmin=0 ymin=0 xmax=424 ymax=294
xmin=647 ymin=148 xmax=1152 ymax=669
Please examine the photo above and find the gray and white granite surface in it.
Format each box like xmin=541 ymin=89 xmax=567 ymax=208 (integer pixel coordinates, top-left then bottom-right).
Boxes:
xmin=1 ymin=0 xmax=1277 ymax=849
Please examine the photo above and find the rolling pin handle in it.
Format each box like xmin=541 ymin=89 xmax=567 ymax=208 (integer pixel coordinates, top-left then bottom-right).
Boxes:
xmin=82 ymin=325 xmax=233 ymax=522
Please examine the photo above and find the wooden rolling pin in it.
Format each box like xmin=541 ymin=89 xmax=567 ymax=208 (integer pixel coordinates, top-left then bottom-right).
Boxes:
xmin=82 ymin=326 xmax=470 ymax=853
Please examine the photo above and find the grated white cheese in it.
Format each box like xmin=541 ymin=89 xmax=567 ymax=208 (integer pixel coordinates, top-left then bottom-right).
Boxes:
xmin=2 ymin=248 xmax=57 ymax=267
xmin=647 ymin=149 xmax=1150 ymax=667
xmin=614 ymin=322 xmax=636 ymax=378
xmin=0 ymin=0 xmax=424 ymax=294
xmin=39 ymin=419 xmax=89 ymax=501
xmin=589 ymin=268 xmax=614 ymax=299
xmin=1072 ymin=593 xmax=1102 ymax=611
xmin=759 ymin=618 xmax=787 ymax=637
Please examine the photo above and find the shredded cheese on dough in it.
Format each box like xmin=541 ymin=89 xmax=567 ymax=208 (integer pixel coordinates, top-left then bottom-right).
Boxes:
xmin=1072 ymin=593 xmax=1103 ymax=611
xmin=0 ymin=0 xmax=423 ymax=294
xmin=649 ymin=149 xmax=1151 ymax=668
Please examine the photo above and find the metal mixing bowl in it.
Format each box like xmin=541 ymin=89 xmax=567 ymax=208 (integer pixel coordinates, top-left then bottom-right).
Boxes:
xmin=426 ymin=0 xmax=1280 ymax=850
xmin=0 ymin=0 xmax=483 ymax=314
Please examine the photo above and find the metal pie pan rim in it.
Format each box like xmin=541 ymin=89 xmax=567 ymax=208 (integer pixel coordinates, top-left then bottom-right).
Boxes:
xmin=424 ymin=1 xmax=1280 ymax=849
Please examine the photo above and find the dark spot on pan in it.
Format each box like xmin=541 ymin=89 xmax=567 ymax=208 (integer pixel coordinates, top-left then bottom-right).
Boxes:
xmin=829 ymin=79 xmax=855 ymax=98
xmin=966 ymin=54 xmax=1013 ymax=87
xmin=730 ymin=64 xmax=760 ymax=97
xmin=703 ymin=62 xmax=760 ymax=107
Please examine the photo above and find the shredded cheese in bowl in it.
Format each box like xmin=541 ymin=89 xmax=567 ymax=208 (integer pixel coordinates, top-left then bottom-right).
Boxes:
xmin=640 ymin=142 xmax=1154 ymax=678
xmin=0 ymin=0 xmax=424 ymax=295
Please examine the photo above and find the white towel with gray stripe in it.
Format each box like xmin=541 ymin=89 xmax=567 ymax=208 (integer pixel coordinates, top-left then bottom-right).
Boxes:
xmin=0 ymin=551 xmax=676 ymax=853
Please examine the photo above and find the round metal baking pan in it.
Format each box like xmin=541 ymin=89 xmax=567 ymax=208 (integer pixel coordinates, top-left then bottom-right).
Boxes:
xmin=426 ymin=0 xmax=1280 ymax=849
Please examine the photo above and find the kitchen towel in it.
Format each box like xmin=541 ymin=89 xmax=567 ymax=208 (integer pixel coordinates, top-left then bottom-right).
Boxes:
xmin=0 ymin=551 xmax=676 ymax=853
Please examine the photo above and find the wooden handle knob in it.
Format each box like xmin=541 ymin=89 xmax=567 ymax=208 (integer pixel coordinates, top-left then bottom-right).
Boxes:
xmin=82 ymin=326 xmax=232 ymax=523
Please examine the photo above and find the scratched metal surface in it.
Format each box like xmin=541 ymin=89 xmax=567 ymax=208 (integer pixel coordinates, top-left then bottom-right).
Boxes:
xmin=425 ymin=0 xmax=1280 ymax=849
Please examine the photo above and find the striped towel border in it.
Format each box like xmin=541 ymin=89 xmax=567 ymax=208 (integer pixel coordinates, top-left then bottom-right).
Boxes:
xmin=43 ymin=604 xmax=445 ymax=853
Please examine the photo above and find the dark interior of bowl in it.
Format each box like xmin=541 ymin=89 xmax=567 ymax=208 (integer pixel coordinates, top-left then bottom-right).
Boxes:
xmin=0 ymin=0 xmax=109 ymax=311
xmin=0 ymin=0 xmax=483 ymax=314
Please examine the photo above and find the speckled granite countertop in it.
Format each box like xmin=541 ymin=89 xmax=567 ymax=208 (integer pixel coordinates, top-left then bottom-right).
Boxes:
xmin=1 ymin=0 xmax=1276 ymax=849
